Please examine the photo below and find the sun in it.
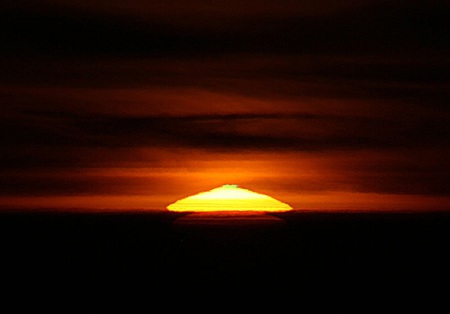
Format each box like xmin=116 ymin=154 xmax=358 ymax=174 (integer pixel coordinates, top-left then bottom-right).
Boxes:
xmin=167 ymin=184 xmax=293 ymax=212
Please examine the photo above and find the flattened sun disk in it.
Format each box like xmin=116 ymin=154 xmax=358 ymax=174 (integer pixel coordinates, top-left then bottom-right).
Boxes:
xmin=167 ymin=184 xmax=292 ymax=212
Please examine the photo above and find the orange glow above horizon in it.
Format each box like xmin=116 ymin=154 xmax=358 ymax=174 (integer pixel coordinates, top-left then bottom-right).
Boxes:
xmin=167 ymin=184 xmax=293 ymax=212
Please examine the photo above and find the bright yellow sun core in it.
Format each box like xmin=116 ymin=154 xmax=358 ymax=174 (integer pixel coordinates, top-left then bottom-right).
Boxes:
xmin=167 ymin=184 xmax=292 ymax=212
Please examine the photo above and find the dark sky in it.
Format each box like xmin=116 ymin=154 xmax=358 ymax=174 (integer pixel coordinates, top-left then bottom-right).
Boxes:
xmin=1 ymin=0 xmax=449 ymax=210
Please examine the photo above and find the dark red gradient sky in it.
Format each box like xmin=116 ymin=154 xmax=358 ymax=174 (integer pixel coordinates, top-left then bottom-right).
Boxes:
xmin=1 ymin=0 xmax=449 ymax=210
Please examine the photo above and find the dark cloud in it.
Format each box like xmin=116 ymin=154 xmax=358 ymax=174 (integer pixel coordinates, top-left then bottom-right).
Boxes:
xmin=3 ymin=111 xmax=448 ymax=152
xmin=2 ymin=54 xmax=449 ymax=86
xmin=0 ymin=172 xmax=173 ymax=196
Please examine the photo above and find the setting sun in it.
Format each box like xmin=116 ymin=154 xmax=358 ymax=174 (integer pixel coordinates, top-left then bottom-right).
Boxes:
xmin=167 ymin=184 xmax=293 ymax=212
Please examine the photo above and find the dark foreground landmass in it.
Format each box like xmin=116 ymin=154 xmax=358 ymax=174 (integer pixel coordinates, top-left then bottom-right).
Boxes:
xmin=1 ymin=210 xmax=449 ymax=305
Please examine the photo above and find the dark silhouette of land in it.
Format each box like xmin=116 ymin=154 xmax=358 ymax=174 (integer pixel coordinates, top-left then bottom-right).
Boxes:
xmin=1 ymin=210 xmax=449 ymax=303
